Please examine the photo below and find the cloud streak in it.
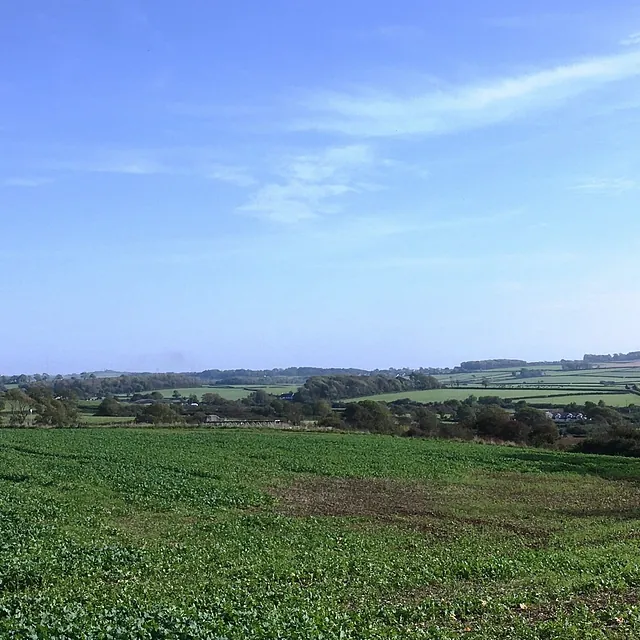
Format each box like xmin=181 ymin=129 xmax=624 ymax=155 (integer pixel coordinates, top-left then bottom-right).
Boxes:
xmin=46 ymin=149 xmax=256 ymax=188
xmin=572 ymin=177 xmax=638 ymax=193
xmin=2 ymin=177 xmax=53 ymax=187
xmin=294 ymin=49 xmax=640 ymax=137
xmin=621 ymin=32 xmax=640 ymax=46
xmin=207 ymin=164 xmax=256 ymax=187
xmin=238 ymin=145 xmax=376 ymax=223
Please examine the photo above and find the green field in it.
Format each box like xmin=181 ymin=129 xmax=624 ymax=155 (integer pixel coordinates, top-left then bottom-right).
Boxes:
xmin=407 ymin=365 xmax=640 ymax=408
xmin=438 ymin=366 xmax=640 ymax=386
xmin=1 ymin=428 xmax=640 ymax=638
xmin=350 ymin=388 xmax=639 ymax=406
xmin=532 ymin=394 xmax=640 ymax=407
xmin=149 ymin=385 xmax=299 ymax=401
xmin=79 ymin=415 xmax=136 ymax=425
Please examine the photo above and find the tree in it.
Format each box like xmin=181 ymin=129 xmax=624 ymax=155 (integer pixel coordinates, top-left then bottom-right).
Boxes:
xmin=150 ymin=391 xmax=164 ymax=401
xmin=473 ymin=406 xmax=513 ymax=439
xmin=96 ymin=397 xmax=123 ymax=417
xmin=202 ymin=393 xmax=224 ymax=405
xmin=409 ymin=373 xmax=441 ymax=390
xmin=26 ymin=387 xmax=79 ymax=427
xmin=244 ymin=390 xmax=270 ymax=406
xmin=283 ymin=402 xmax=304 ymax=426
xmin=312 ymin=400 xmax=332 ymax=418
xmin=455 ymin=404 xmax=476 ymax=427
xmin=135 ymin=403 xmax=183 ymax=425
xmin=295 ymin=374 xmax=442 ymax=403
xmin=343 ymin=401 xmax=398 ymax=434
xmin=586 ymin=405 xmax=626 ymax=428
xmin=414 ymin=407 xmax=439 ymax=435
xmin=514 ymin=406 xmax=551 ymax=430
xmin=499 ymin=419 xmax=530 ymax=443
xmin=316 ymin=413 xmax=344 ymax=430
xmin=5 ymin=389 xmax=34 ymax=427
xmin=38 ymin=398 xmax=79 ymax=427
xmin=574 ymin=424 xmax=640 ymax=458
xmin=528 ymin=421 xmax=559 ymax=446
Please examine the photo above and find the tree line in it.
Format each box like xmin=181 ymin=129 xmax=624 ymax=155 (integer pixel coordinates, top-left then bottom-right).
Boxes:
xmin=293 ymin=373 xmax=442 ymax=403
xmin=583 ymin=351 xmax=640 ymax=363
xmin=0 ymin=374 xmax=202 ymax=400
xmin=455 ymin=360 xmax=528 ymax=372
xmin=195 ymin=366 xmax=453 ymax=385
xmin=1 ymin=387 xmax=78 ymax=428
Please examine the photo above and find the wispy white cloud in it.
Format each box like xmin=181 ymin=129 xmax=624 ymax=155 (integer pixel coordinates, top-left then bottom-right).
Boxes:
xmin=294 ymin=49 xmax=640 ymax=137
xmin=207 ymin=164 xmax=256 ymax=187
xmin=621 ymin=32 xmax=640 ymax=46
xmin=239 ymin=182 xmax=352 ymax=223
xmin=2 ymin=177 xmax=53 ymax=187
xmin=51 ymin=152 xmax=171 ymax=176
xmin=47 ymin=149 xmax=255 ymax=188
xmin=282 ymin=144 xmax=374 ymax=182
xmin=91 ymin=160 xmax=167 ymax=175
xmin=380 ymin=158 xmax=430 ymax=179
xmin=239 ymin=145 xmax=376 ymax=223
xmin=572 ymin=177 xmax=638 ymax=193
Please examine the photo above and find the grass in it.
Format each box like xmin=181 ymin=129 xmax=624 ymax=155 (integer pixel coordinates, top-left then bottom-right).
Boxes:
xmin=349 ymin=388 xmax=639 ymax=406
xmin=79 ymin=415 xmax=136 ymax=425
xmin=1 ymin=428 xmax=640 ymax=638
xmin=148 ymin=385 xmax=299 ymax=401
xmin=436 ymin=366 xmax=640 ymax=391
xmin=357 ymin=364 xmax=640 ymax=407
xmin=529 ymin=394 xmax=639 ymax=408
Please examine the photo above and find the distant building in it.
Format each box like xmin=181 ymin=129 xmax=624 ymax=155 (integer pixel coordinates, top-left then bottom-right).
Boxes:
xmin=547 ymin=412 xmax=587 ymax=423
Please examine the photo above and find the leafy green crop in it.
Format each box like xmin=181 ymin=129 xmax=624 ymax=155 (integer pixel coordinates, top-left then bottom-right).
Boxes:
xmin=1 ymin=429 xmax=639 ymax=638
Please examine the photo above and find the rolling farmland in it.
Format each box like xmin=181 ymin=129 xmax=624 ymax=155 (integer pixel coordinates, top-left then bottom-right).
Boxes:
xmin=148 ymin=366 xmax=640 ymax=408
xmin=350 ymin=388 xmax=640 ymax=407
xmin=422 ymin=364 xmax=640 ymax=407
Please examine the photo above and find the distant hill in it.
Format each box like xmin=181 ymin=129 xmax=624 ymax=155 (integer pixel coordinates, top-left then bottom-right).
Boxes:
xmin=583 ymin=352 xmax=640 ymax=364
xmin=77 ymin=370 xmax=130 ymax=378
xmin=4 ymin=350 xmax=639 ymax=383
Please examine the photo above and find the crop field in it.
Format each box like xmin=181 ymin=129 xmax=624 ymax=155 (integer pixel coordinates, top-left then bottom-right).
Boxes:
xmin=1 ymin=428 xmax=640 ymax=638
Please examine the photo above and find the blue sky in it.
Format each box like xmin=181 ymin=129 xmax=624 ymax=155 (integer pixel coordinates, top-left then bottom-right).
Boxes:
xmin=2 ymin=0 xmax=640 ymax=374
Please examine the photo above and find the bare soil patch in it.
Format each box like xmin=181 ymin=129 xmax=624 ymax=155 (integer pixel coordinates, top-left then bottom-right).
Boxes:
xmin=270 ymin=477 xmax=438 ymax=518
xmin=511 ymin=589 xmax=640 ymax=625
xmin=268 ymin=476 xmax=564 ymax=546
